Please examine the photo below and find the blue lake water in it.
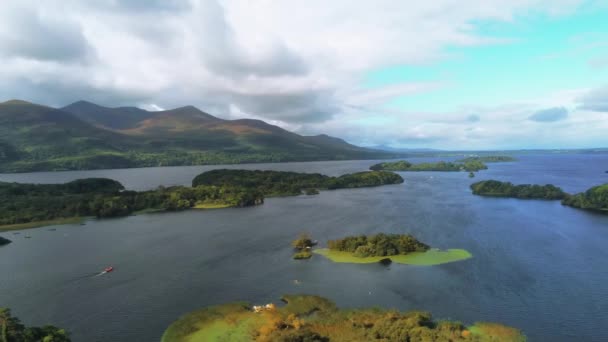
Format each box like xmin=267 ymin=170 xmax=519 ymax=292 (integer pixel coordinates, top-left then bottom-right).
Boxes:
xmin=0 ymin=153 xmax=607 ymax=341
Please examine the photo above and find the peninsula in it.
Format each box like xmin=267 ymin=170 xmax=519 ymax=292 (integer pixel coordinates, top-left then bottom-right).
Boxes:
xmin=0 ymin=178 xmax=263 ymax=230
xmin=471 ymin=180 xmax=608 ymax=214
xmin=562 ymin=183 xmax=608 ymax=212
xmin=161 ymin=295 xmax=525 ymax=342
xmin=1 ymin=170 xmax=404 ymax=230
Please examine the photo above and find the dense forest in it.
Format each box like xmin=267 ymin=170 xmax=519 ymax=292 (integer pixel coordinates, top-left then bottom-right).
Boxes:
xmin=470 ymin=180 xmax=567 ymax=200
xmin=457 ymin=156 xmax=516 ymax=163
xmin=370 ymin=160 xmax=488 ymax=172
xmin=0 ymin=308 xmax=70 ymax=342
xmin=562 ymin=184 xmax=608 ymax=212
xmin=1 ymin=170 xmax=404 ymax=228
xmin=161 ymin=295 xmax=525 ymax=342
xmin=192 ymin=170 xmax=404 ymax=196
xmin=327 ymin=233 xmax=430 ymax=258
xmin=0 ymin=236 xmax=11 ymax=246
xmin=0 ymin=178 xmax=263 ymax=227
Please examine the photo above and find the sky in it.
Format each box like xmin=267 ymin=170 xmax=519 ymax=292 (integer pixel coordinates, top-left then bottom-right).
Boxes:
xmin=0 ymin=0 xmax=607 ymax=150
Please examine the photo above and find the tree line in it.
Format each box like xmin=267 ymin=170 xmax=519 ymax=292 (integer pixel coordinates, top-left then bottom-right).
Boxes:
xmin=0 ymin=308 xmax=70 ymax=342
xmin=1 ymin=170 xmax=404 ymax=227
xmin=0 ymin=178 xmax=263 ymax=226
xmin=471 ymin=180 xmax=608 ymax=213
xmin=192 ymin=169 xmax=404 ymax=197
xmin=327 ymin=233 xmax=430 ymax=257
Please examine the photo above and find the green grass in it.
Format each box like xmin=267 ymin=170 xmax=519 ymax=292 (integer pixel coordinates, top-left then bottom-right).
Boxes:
xmin=0 ymin=217 xmax=85 ymax=232
xmin=468 ymin=322 xmax=527 ymax=341
xmin=161 ymin=303 xmax=262 ymax=342
xmin=293 ymin=250 xmax=313 ymax=259
xmin=193 ymin=202 xmax=233 ymax=209
xmin=314 ymin=248 xmax=472 ymax=265
xmin=161 ymin=295 xmax=524 ymax=342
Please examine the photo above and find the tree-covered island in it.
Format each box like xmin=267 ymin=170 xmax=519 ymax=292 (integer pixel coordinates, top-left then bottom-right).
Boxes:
xmin=370 ymin=160 xmax=487 ymax=172
xmin=314 ymin=233 xmax=472 ymax=265
xmin=0 ymin=308 xmax=70 ymax=341
xmin=562 ymin=183 xmax=608 ymax=213
xmin=470 ymin=180 xmax=567 ymax=200
xmin=161 ymin=294 xmax=525 ymax=342
xmin=192 ymin=169 xmax=404 ymax=196
xmin=292 ymin=234 xmax=316 ymax=260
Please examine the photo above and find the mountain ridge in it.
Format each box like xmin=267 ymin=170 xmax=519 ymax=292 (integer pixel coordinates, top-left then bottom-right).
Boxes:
xmin=0 ymin=99 xmax=397 ymax=172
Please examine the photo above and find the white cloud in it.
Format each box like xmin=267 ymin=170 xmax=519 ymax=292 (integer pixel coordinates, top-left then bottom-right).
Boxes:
xmin=0 ymin=0 xmax=602 ymax=149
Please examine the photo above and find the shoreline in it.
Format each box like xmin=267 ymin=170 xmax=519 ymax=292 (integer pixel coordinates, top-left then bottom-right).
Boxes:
xmin=0 ymin=217 xmax=86 ymax=232
xmin=314 ymin=248 xmax=472 ymax=265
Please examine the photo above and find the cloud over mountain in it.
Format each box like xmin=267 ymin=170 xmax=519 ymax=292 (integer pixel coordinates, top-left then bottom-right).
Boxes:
xmin=0 ymin=0 xmax=605 ymax=149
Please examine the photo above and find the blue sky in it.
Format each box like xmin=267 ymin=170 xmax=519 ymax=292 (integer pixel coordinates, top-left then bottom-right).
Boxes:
xmin=0 ymin=0 xmax=607 ymax=150
xmin=365 ymin=8 xmax=608 ymax=113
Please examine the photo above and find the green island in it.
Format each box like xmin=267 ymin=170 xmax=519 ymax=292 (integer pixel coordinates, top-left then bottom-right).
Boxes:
xmin=470 ymin=180 xmax=567 ymax=200
xmin=370 ymin=160 xmax=487 ymax=172
xmin=291 ymin=234 xmax=316 ymax=260
xmin=457 ymin=156 xmax=516 ymax=163
xmin=0 ymin=308 xmax=70 ymax=342
xmin=562 ymin=183 xmax=608 ymax=213
xmin=0 ymin=236 xmax=11 ymax=246
xmin=314 ymin=234 xmax=472 ymax=266
xmin=1 ymin=170 xmax=404 ymax=230
xmin=161 ymin=295 xmax=525 ymax=342
xmin=192 ymin=169 xmax=404 ymax=196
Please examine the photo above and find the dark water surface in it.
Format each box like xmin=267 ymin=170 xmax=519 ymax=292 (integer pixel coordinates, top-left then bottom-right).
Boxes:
xmin=1 ymin=154 xmax=607 ymax=341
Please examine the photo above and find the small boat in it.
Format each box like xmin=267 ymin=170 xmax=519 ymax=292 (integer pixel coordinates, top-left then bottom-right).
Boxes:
xmin=104 ymin=266 xmax=114 ymax=273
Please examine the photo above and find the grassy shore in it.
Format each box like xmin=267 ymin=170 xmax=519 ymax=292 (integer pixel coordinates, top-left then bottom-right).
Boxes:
xmin=193 ymin=202 xmax=234 ymax=209
xmin=314 ymin=248 xmax=472 ymax=265
xmin=161 ymin=295 xmax=524 ymax=342
xmin=0 ymin=217 xmax=85 ymax=232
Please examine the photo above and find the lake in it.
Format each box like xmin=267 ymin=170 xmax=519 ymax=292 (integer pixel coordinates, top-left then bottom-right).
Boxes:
xmin=1 ymin=154 xmax=607 ymax=341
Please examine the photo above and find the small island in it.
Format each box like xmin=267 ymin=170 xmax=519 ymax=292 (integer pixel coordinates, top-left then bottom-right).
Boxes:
xmin=314 ymin=233 xmax=472 ymax=265
xmin=0 ymin=308 xmax=70 ymax=341
xmin=470 ymin=180 xmax=567 ymax=200
xmin=161 ymin=295 xmax=525 ymax=342
xmin=370 ymin=160 xmax=488 ymax=172
xmin=562 ymin=183 xmax=608 ymax=213
xmin=292 ymin=234 xmax=316 ymax=260
xmin=192 ymin=169 xmax=404 ymax=196
xmin=0 ymin=236 xmax=11 ymax=246
xmin=457 ymin=156 xmax=516 ymax=163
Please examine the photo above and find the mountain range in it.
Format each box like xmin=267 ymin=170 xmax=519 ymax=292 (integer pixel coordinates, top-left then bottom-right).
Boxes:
xmin=0 ymin=99 xmax=396 ymax=172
